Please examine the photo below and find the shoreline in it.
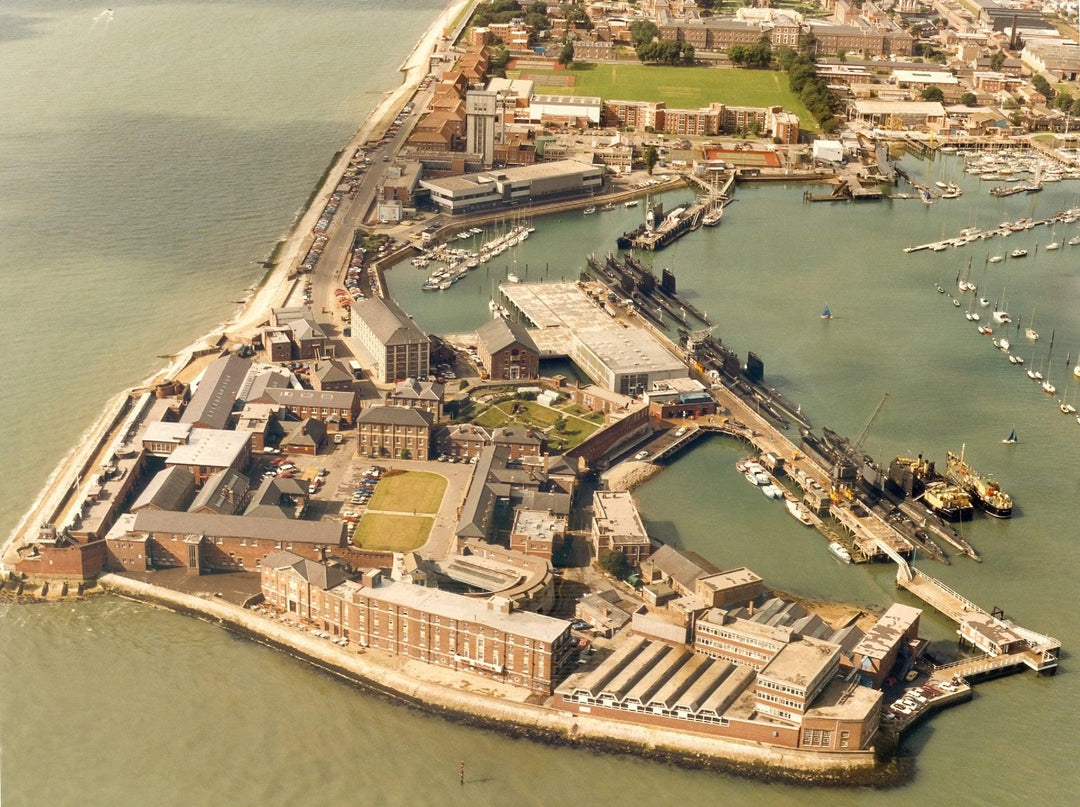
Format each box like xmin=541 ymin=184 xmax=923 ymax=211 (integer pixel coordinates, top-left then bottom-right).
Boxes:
xmin=1 ymin=0 xmax=475 ymax=564
xmin=97 ymin=574 xmax=905 ymax=787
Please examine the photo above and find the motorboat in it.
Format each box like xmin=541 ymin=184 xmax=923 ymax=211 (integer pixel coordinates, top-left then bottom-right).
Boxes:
xmin=828 ymin=542 xmax=852 ymax=563
xmin=761 ymin=484 xmax=784 ymax=500
xmin=1010 ymin=249 xmax=1028 ymax=258
xmin=786 ymin=500 xmax=814 ymax=526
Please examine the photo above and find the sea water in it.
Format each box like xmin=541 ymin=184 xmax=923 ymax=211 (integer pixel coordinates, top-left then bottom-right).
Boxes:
xmin=3 ymin=2 xmax=1080 ymax=803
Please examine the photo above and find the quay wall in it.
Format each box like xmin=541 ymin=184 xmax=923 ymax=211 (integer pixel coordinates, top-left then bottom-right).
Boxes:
xmin=96 ymin=574 xmax=896 ymax=785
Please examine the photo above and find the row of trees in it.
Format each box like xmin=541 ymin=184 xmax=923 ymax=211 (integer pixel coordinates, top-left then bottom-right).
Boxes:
xmin=777 ymin=42 xmax=839 ymax=134
xmin=727 ymin=36 xmax=773 ymax=69
xmin=637 ymin=40 xmax=695 ymax=65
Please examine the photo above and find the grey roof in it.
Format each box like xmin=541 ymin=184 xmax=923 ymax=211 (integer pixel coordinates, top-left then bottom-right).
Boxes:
xmin=281 ymin=417 xmax=326 ymax=449
xmin=456 ymin=445 xmax=501 ymax=539
xmin=392 ymin=378 xmax=444 ymax=402
xmin=314 ymin=360 xmax=353 ymax=385
xmin=476 ymin=317 xmax=539 ymax=355
xmin=518 ymin=490 xmax=572 ymax=516
xmin=263 ymin=550 xmax=346 ymax=590
xmin=356 ymin=405 xmax=433 ymax=427
xmin=492 ymin=426 xmax=541 ymax=446
xmin=244 ymin=476 xmax=308 ymax=520
xmin=289 ymin=317 xmax=327 ymax=343
xmin=352 ymin=297 xmax=428 ymax=347
xmin=189 ymin=468 xmax=250 ymax=515
xmin=180 ymin=355 xmax=251 ymax=430
xmin=642 ymin=545 xmax=720 ymax=592
xmin=241 ymin=367 xmax=292 ymax=403
xmin=131 ymin=509 xmax=342 ymax=546
xmin=260 ymin=388 xmax=358 ymax=411
xmin=131 ymin=467 xmax=196 ymax=512
xmin=165 ymin=428 xmax=251 ymax=471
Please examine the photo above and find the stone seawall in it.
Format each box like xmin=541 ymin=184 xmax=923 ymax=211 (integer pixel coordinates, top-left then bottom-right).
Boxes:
xmin=97 ymin=574 xmax=903 ymax=786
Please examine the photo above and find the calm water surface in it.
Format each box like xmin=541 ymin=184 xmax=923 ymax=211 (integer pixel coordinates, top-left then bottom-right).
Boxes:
xmin=3 ymin=2 xmax=1080 ymax=804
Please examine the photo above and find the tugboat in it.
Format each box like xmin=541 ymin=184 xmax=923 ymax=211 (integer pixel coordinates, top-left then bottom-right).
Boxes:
xmin=945 ymin=447 xmax=1014 ymax=518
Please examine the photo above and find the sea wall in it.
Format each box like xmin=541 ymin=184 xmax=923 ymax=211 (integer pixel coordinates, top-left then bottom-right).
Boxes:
xmin=97 ymin=574 xmax=900 ymax=786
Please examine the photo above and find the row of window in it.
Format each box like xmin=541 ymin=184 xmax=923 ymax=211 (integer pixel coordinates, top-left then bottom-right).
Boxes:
xmin=565 ymin=694 xmax=732 ymax=727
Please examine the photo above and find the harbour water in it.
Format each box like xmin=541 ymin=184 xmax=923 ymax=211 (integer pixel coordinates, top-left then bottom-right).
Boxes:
xmin=3 ymin=2 xmax=1080 ymax=803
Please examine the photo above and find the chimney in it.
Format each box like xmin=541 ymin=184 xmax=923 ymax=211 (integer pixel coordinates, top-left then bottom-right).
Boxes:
xmin=748 ymin=599 xmax=755 ymax=616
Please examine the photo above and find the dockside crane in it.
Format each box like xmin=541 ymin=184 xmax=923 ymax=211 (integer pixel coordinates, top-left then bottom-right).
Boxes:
xmin=854 ymin=393 xmax=890 ymax=452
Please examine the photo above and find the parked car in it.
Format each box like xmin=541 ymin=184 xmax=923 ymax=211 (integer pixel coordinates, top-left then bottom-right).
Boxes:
xmin=634 ymin=450 xmax=649 ymax=461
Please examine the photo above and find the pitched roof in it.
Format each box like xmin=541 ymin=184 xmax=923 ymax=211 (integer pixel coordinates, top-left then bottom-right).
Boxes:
xmin=131 ymin=509 xmax=342 ymax=545
xmin=492 ymin=426 xmax=541 ymax=446
xmin=314 ymin=360 xmax=353 ymax=385
xmin=180 ymin=354 xmax=251 ymax=430
xmin=280 ymin=417 xmax=326 ymax=448
xmin=244 ymin=476 xmax=307 ymax=519
xmin=131 ymin=467 xmax=196 ymax=512
xmin=188 ymin=468 xmax=250 ymax=515
xmin=261 ymin=388 xmax=357 ymax=410
xmin=642 ymin=545 xmax=720 ymax=592
xmin=263 ymin=550 xmax=346 ymax=590
xmin=352 ymin=297 xmax=428 ymax=347
xmin=392 ymin=378 xmax=444 ymax=402
xmin=357 ymin=405 xmax=433 ymax=427
xmin=476 ymin=317 xmax=539 ymax=355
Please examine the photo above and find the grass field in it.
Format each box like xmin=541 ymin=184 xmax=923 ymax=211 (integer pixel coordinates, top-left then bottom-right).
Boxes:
xmin=367 ymin=471 xmax=447 ymax=514
xmin=472 ymin=400 xmax=600 ymax=451
xmin=510 ymin=63 xmax=816 ymax=131
xmin=352 ymin=514 xmax=433 ymax=552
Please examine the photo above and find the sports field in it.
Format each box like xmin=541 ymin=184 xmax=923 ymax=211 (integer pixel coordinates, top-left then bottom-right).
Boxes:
xmin=352 ymin=513 xmax=433 ymax=552
xmin=511 ymin=63 xmax=815 ymax=131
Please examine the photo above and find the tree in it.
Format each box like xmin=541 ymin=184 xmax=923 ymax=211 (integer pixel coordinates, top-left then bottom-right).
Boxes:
xmin=1053 ymin=92 xmax=1073 ymax=111
xmin=837 ymin=50 xmax=847 ymax=63
xmin=960 ymin=92 xmax=978 ymax=106
xmin=598 ymin=549 xmax=633 ymax=580
xmin=989 ymin=50 xmax=1006 ymax=72
xmin=1031 ymin=74 xmax=1053 ymax=99
xmin=921 ymin=86 xmax=945 ymax=103
xmin=557 ymin=39 xmax=575 ymax=66
xmin=643 ymin=145 xmax=659 ymax=174
xmin=630 ymin=19 xmax=658 ymax=48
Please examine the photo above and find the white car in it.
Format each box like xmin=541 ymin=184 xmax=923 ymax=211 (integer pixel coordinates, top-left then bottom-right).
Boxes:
xmin=634 ymin=450 xmax=649 ymax=461
xmin=675 ymin=426 xmax=687 ymax=437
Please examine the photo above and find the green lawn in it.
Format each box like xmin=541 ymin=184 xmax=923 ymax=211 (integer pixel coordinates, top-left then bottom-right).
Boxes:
xmin=511 ymin=63 xmax=815 ymax=131
xmin=352 ymin=514 xmax=433 ymax=552
xmin=366 ymin=471 xmax=447 ymax=514
xmin=471 ymin=400 xmax=600 ymax=450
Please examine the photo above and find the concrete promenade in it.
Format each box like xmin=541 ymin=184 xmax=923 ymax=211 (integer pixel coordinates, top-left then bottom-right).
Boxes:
xmin=98 ymin=573 xmax=881 ymax=779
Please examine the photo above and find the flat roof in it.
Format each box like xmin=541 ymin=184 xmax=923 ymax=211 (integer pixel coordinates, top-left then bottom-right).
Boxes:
xmin=576 ymin=329 xmax=686 ymax=376
xmin=511 ymin=508 xmax=565 ymax=540
xmin=698 ymin=567 xmax=763 ymax=592
xmin=593 ymin=490 xmax=648 ymax=542
xmin=759 ymin=637 xmax=839 ymax=689
xmin=165 ymin=429 xmax=250 ymax=470
xmin=852 ymin=603 xmax=921 ymax=661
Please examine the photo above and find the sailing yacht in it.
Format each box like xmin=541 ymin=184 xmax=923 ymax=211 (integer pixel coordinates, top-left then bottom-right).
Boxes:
xmin=1002 ymin=428 xmax=1018 ymax=444
xmin=821 ymin=303 xmax=832 ymax=320
xmin=1042 ymin=330 xmax=1056 ymax=394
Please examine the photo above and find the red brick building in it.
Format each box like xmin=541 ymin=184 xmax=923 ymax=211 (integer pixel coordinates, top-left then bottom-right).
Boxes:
xmin=261 ymin=554 xmax=576 ymax=692
xmin=476 ymin=318 xmax=540 ymax=380
xmin=356 ymin=405 xmax=433 ymax=460
xmin=105 ymin=510 xmax=343 ymax=574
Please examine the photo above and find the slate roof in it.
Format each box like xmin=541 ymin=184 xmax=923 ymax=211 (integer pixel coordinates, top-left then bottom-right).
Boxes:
xmin=642 ymin=545 xmax=720 ymax=592
xmin=356 ymin=406 xmax=433 ymax=427
xmin=352 ymin=297 xmax=428 ymax=347
xmin=131 ymin=467 xmax=196 ymax=512
xmin=180 ymin=354 xmax=251 ymax=430
xmin=188 ymin=468 xmax=250 ymax=515
xmin=131 ymin=509 xmax=342 ymax=545
xmin=263 ymin=550 xmax=347 ymax=590
xmin=476 ymin=317 xmax=539 ymax=355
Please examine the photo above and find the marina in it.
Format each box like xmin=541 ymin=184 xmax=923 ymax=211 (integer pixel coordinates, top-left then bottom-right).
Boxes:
xmin=4 ymin=0 xmax=1080 ymax=796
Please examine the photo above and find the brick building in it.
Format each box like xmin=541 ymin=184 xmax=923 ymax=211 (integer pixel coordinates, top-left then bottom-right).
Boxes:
xmin=476 ymin=318 xmax=540 ymax=381
xmin=591 ymin=490 xmax=652 ymax=565
xmin=105 ymin=510 xmax=344 ymax=574
xmin=350 ymin=297 xmax=431 ymax=384
xmin=388 ymin=378 xmax=445 ymax=421
xmin=260 ymin=555 xmax=576 ymax=692
xmin=356 ymin=405 xmax=434 ymax=460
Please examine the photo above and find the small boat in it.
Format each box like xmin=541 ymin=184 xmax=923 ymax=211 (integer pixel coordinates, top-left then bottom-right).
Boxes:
xmin=979 ymin=297 xmax=990 ymax=308
xmin=1002 ymin=428 xmax=1018 ymax=445
xmin=1008 ymin=354 xmax=1024 ymax=365
xmin=1042 ymin=381 xmax=1056 ymax=395
xmin=989 ymin=255 xmax=1003 ymax=263
xmin=935 ymin=284 xmax=946 ymax=294
xmin=506 ymin=272 xmax=520 ymax=283
xmin=1025 ymin=328 xmax=1040 ymax=342
xmin=1069 ymin=235 xmax=1080 ymax=246
xmin=992 ymin=310 xmax=1011 ymax=324
xmin=1010 ymin=249 xmax=1028 ymax=258
xmin=828 ymin=541 xmax=852 ymax=564
xmin=1074 ymin=363 xmax=1080 ymax=379
xmin=761 ymin=483 xmax=784 ymax=500
xmin=583 ymin=206 xmax=597 ymax=215
xmin=821 ymin=303 xmax=832 ymax=320
xmin=978 ymin=325 xmax=993 ymax=335
xmin=952 ymin=298 xmax=961 ymax=307
xmin=1046 ymin=241 xmax=1060 ymax=251
xmin=624 ymin=200 xmax=639 ymax=208
xmin=1027 ymin=368 xmax=1043 ymax=380
xmin=786 ymin=499 xmax=814 ymax=526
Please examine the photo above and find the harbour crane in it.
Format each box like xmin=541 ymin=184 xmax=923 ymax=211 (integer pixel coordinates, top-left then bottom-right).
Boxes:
xmin=854 ymin=392 xmax=890 ymax=452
